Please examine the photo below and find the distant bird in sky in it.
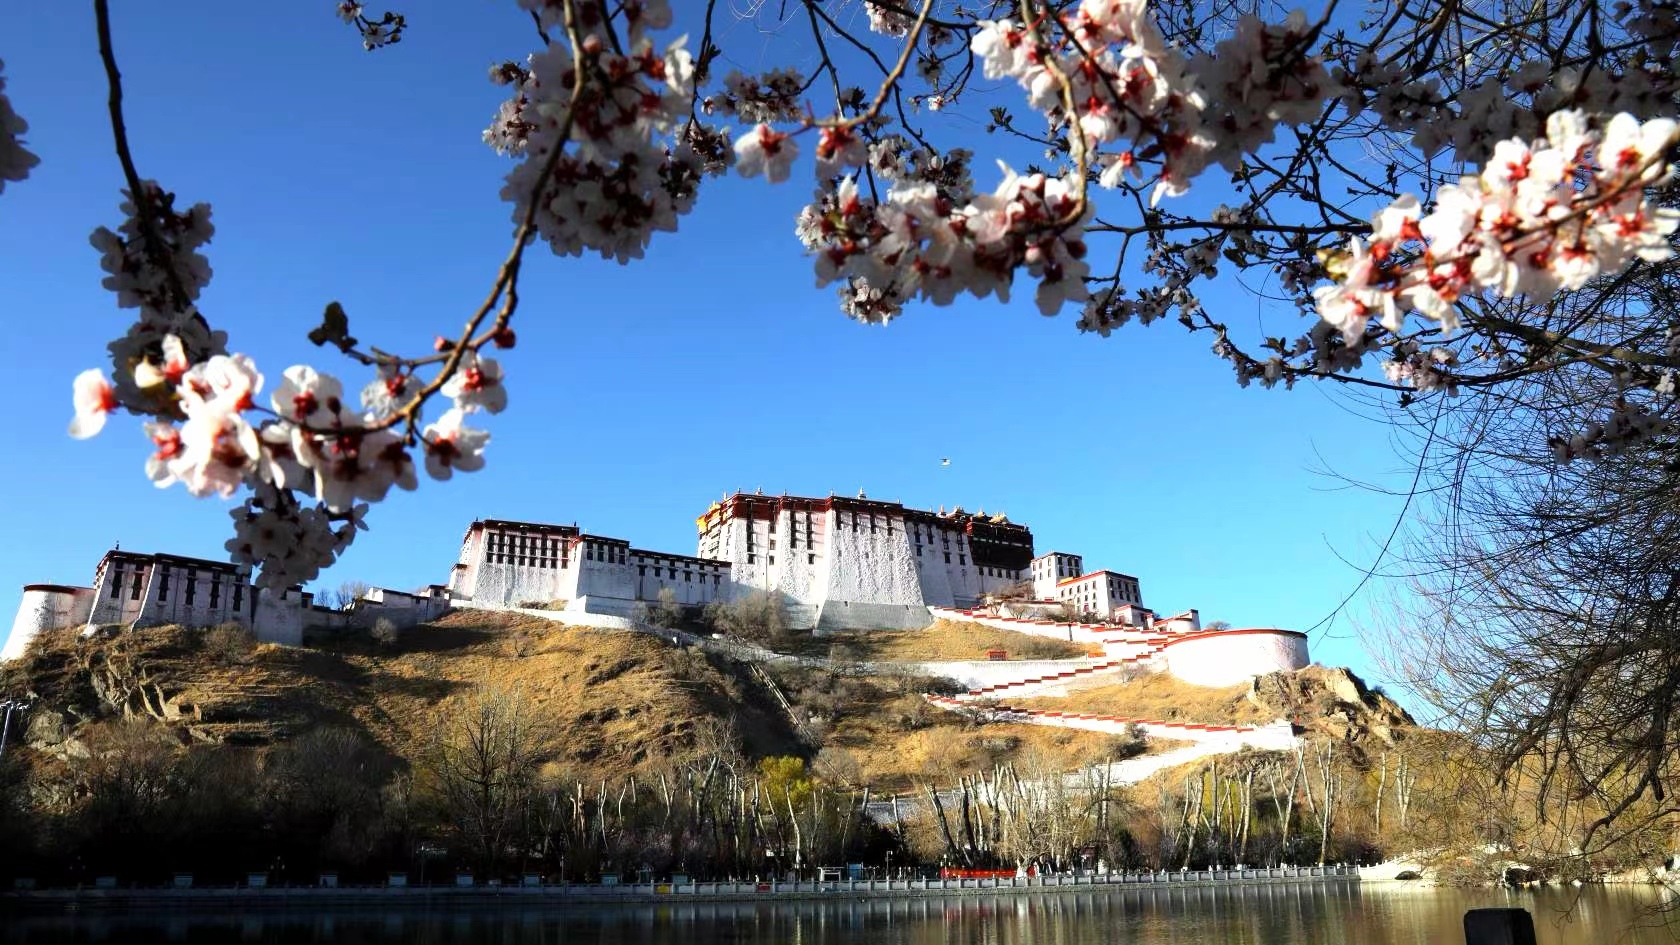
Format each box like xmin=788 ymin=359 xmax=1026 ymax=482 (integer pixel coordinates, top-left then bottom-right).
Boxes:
xmin=940 ymin=458 xmax=951 ymax=467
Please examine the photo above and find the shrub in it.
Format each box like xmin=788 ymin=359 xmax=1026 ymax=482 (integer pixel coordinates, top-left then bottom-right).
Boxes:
xmin=370 ymin=617 xmax=402 ymax=647
xmin=891 ymin=673 xmax=964 ymax=697
xmin=702 ymin=591 xmax=788 ymax=645
xmin=515 ymin=599 xmax=568 ymax=611
xmin=203 ymin=623 xmax=257 ymax=663
xmin=1106 ymin=725 xmax=1148 ymax=760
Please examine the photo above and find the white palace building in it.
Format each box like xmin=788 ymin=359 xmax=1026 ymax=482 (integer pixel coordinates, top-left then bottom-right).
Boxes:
xmin=5 ymin=491 xmax=1310 ymax=687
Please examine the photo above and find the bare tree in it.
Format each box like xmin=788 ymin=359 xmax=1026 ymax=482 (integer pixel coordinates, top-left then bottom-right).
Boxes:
xmin=633 ymin=588 xmax=686 ymax=630
xmin=1297 ymin=740 xmax=1342 ymax=866
xmin=318 ymin=580 xmax=371 ymax=611
xmin=419 ymin=687 xmax=551 ymax=874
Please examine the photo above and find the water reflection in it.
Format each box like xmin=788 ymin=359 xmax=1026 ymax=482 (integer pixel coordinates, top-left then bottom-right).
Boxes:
xmin=2 ymin=884 xmax=1675 ymax=945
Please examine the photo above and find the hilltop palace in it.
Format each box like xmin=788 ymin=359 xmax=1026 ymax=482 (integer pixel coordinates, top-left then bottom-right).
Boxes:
xmin=4 ymin=491 xmax=1309 ymax=687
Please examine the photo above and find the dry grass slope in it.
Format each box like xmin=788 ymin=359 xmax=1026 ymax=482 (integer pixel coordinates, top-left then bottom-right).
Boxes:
xmin=1010 ymin=672 xmax=1274 ymax=725
xmin=5 ymin=612 xmax=802 ymax=781
xmin=813 ymin=619 xmax=1090 ymax=662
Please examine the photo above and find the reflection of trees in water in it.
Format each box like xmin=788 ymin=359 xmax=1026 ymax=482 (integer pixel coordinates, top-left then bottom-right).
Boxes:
xmin=7 ymin=887 xmax=1676 ymax=945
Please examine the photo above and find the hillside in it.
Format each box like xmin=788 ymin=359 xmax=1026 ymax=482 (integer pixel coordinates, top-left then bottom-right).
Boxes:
xmin=6 ymin=612 xmax=800 ymax=780
xmin=1 ymin=613 xmax=1131 ymax=792
xmin=785 ymin=619 xmax=1091 ymax=661
xmin=3 ymin=613 xmax=1419 ymax=795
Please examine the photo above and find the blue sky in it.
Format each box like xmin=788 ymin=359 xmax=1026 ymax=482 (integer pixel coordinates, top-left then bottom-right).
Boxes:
xmin=1 ymin=3 xmax=1424 ymax=690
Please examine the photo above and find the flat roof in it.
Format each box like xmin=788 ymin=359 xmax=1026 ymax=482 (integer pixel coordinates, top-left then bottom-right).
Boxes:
xmin=1055 ymin=569 xmax=1139 ymax=586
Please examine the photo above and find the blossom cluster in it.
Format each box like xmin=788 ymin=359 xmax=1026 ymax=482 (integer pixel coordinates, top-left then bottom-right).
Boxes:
xmin=971 ymin=1 xmax=1333 ymax=203
xmin=703 ymin=69 xmax=807 ymax=124
xmin=69 ymin=188 xmax=506 ymax=588
xmin=1313 ymin=111 xmax=1679 ymax=353
xmin=1348 ymin=55 xmax=1679 ymax=164
xmin=487 ymin=2 xmax=727 ymax=263
xmin=336 ymin=2 xmax=408 ymax=51
xmin=0 ymin=59 xmax=37 ymax=195
xmin=796 ymin=164 xmax=1092 ymax=323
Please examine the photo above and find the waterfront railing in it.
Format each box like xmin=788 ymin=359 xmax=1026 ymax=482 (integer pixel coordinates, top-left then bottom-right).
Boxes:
xmin=6 ymin=864 xmax=1360 ymax=901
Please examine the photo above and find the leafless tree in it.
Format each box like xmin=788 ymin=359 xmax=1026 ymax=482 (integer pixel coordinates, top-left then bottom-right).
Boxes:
xmin=318 ymin=580 xmax=371 ymax=611
xmin=419 ymin=686 xmax=552 ymax=873
xmin=1378 ymin=331 xmax=1680 ymax=855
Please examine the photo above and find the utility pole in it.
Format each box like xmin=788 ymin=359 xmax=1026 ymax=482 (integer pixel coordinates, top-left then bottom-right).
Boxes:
xmin=0 ymin=699 xmax=29 ymax=758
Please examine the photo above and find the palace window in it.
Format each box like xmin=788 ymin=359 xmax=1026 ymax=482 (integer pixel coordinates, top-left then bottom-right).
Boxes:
xmin=808 ymin=554 xmax=816 ymax=565
xmin=944 ymin=553 xmax=951 ymax=564
xmin=110 ymin=568 xmax=123 ymax=598
xmin=185 ymin=570 xmax=197 ymax=605
xmin=209 ymin=575 xmax=221 ymax=608
xmin=768 ymin=556 xmax=775 ymax=565
xmin=684 ymin=572 xmax=691 ymax=582
xmin=233 ymin=583 xmax=243 ymax=612
xmin=748 ymin=554 xmax=756 ymax=564
xmin=158 ymin=568 xmax=170 ymax=602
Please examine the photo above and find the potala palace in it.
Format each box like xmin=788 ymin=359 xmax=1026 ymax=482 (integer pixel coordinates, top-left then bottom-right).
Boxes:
xmin=3 ymin=491 xmax=1309 ymax=692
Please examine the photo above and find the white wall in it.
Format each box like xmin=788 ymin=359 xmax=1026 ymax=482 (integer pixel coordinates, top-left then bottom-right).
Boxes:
xmin=815 ymin=509 xmax=929 ymax=630
xmin=1163 ymin=630 xmax=1308 ymax=687
xmin=253 ymin=587 xmax=307 ymax=646
xmin=86 ymin=558 xmax=154 ymax=627
xmin=139 ymin=564 xmax=253 ymax=630
xmin=3 ymin=586 xmax=95 ymax=661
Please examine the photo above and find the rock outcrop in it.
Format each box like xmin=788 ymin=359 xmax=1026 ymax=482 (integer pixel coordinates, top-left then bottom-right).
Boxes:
xmin=1247 ymin=664 xmax=1416 ymax=752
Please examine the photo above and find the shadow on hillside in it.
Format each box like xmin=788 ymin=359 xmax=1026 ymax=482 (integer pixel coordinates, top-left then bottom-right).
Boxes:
xmin=395 ymin=625 xmax=496 ymax=654
xmin=362 ymin=668 xmax=464 ymax=703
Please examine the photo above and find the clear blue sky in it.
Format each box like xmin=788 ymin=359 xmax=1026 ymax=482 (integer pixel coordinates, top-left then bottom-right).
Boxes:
xmin=0 ymin=3 xmax=1423 ymax=689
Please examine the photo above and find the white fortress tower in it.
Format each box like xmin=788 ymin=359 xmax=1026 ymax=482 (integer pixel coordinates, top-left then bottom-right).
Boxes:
xmin=695 ymin=493 xmax=1034 ymax=631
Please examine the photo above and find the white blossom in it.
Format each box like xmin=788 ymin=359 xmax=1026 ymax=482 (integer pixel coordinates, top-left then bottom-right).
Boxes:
xmin=272 ymin=365 xmax=345 ymax=427
xmin=440 ymin=353 xmax=508 ymax=414
xmin=422 ymin=408 xmax=489 ymax=480
xmin=69 ymin=369 xmax=117 ymax=440
xmin=734 ymin=124 xmax=798 ymax=184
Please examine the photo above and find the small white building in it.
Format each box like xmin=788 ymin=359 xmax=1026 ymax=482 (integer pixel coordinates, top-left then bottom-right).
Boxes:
xmin=1030 ymin=551 xmax=1084 ymax=600
xmin=1053 ymin=569 xmax=1144 ymax=621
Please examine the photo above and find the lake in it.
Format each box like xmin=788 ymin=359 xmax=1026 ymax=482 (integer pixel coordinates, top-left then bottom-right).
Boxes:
xmin=2 ymin=884 xmax=1676 ymax=944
